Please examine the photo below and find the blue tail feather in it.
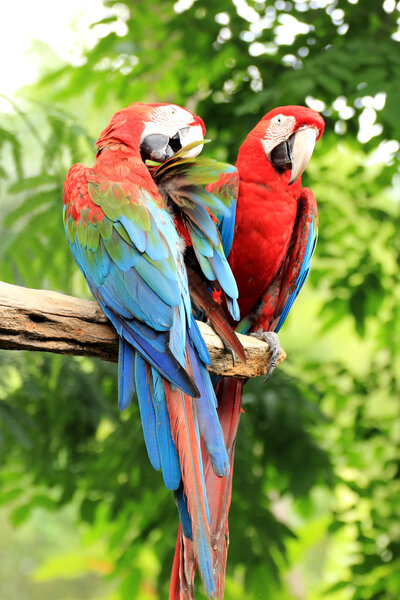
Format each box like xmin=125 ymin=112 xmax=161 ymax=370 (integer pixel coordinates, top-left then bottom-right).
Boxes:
xmin=103 ymin=305 xmax=199 ymax=398
xmin=118 ymin=338 xmax=136 ymax=410
xmin=226 ymin=296 xmax=240 ymax=321
xmin=134 ymin=354 xmax=161 ymax=471
xmin=174 ymin=482 xmax=193 ymax=540
xmin=151 ymin=369 xmax=181 ymax=490
xmin=189 ymin=315 xmax=211 ymax=366
xmin=186 ymin=342 xmax=229 ymax=478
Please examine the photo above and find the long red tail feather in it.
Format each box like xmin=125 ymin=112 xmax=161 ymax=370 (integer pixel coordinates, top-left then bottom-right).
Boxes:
xmin=169 ymin=377 xmax=244 ymax=599
xmin=165 ymin=381 xmax=215 ymax=597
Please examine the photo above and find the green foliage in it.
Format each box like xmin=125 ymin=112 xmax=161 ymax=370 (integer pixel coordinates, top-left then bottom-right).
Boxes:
xmin=0 ymin=1 xmax=400 ymax=598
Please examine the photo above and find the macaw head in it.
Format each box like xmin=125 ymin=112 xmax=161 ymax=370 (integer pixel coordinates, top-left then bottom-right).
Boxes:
xmin=96 ymin=102 xmax=206 ymax=162
xmin=245 ymin=105 xmax=325 ymax=184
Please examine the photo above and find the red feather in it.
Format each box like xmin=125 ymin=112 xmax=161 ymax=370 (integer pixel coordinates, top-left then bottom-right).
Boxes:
xmin=164 ymin=380 xmax=214 ymax=596
xmin=170 ymin=377 xmax=244 ymax=599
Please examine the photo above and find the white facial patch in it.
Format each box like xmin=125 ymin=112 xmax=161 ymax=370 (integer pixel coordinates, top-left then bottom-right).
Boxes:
xmin=141 ymin=105 xmax=199 ymax=137
xmin=261 ymin=114 xmax=297 ymax=157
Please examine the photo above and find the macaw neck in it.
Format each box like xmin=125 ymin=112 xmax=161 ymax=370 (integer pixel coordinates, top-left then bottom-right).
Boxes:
xmin=94 ymin=145 xmax=159 ymax=194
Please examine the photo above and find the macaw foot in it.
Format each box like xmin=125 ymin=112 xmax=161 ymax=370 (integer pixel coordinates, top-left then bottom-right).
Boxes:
xmin=250 ymin=331 xmax=281 ymax=381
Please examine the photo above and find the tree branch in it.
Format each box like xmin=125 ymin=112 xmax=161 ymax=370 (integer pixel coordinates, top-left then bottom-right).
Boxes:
xmin=0 ymin=281 xmax=285 ymax=378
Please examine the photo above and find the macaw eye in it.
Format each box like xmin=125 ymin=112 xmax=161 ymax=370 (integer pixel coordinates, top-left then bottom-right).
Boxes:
xmin=170 ymin=107 xmax=177 ymax=115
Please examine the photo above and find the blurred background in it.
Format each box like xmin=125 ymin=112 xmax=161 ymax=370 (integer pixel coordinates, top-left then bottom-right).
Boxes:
xmin=0 ymin=1 xmax=399 ymax=598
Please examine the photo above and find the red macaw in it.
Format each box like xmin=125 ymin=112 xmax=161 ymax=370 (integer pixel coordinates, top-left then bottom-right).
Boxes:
xmin=170 ymin=105 xmax=325 ymax=598
xmin=63 ymin=102 xmax=242 ymax=598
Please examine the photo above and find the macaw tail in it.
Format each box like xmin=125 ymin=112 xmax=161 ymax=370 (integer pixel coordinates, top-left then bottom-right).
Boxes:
xmin=165 ymin=382 xmax=215 ymax=598
xmin=169 ymin=524 xmax=195 ymax=600
xmin=169 ymin=376 xmax=244 ymax=599
xmin=119 ymin=322 xmax=229 ymax=598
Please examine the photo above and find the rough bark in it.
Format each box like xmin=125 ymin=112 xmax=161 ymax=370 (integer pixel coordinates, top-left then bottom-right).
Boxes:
xmin=0 ymin=281 xmax=286 ymax=378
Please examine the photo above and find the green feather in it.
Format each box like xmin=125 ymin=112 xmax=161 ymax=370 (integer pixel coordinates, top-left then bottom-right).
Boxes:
xmin=76 ymin=221 xmax=88 ymax=247
xmin=97 ymin=216 xmax=113 ymax=241
xmin=66 ymin=217 xmax=77 ymax=243
xmin=89 ymin=181 xmax=123 ymax=221
xmin=114 ymin=221 xmax=133 ymax=246
xmin=86 ymin=224 xmax=100 ymax=251
xmin=122 ymin=203 xmax=151 ymax=232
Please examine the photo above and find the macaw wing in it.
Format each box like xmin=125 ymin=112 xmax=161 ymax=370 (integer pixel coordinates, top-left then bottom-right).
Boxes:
xmin=63 ymin=165 xmax=196 ymax=397
xmin=153 ymin=152 xmax=240 ymax=322
xmin=206 ymin=169 xmax=239 ymax=259
xmin=273 ymin=188 xmax=318 ymax=332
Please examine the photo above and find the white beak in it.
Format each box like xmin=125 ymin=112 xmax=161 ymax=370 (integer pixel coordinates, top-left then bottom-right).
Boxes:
xmin=289 ymin=127 xmax=317 ymax=184
xmin=178 ymin=124 xmax=205 ymax=157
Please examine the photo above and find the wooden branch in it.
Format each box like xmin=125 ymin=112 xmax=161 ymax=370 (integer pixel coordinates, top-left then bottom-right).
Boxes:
xmin=0 ymin=281 xmax=285 ymax=378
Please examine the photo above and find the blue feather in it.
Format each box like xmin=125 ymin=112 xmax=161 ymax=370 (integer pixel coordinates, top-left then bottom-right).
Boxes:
xmin=209 ymin=248 xmax=238 ymax=299
xmin=135 ymin=255 xmax=181 ymax=307
xmin=118 ymin=338 xmax=136 ymax=410
xmin=151 ymin=369 xmax=181 ymax=490
xmin=103 ymin=306 xmax=199 ymax=398
xmin=145 ymin=215 xmax=170 ymax=261
xmin=219 ymin=200 xmax=237 ymax=258
xmin=226 ymin=296 xmax=240 ymax=322
xmin=191 ymin=412 xmax=214 ymax=596
xmin=188 ymin=316 xmax=211 ymax=366
xmin=275 ymin=217 xmax=317 ymax=332
xmin=185 ymin=205 xmax=220 ymax=247
xmin=103 ymin=229 xmax=139 ymax=272
xmin=134 ymin=354 xmax=161 ymax=471
xmin=168 ymin=307 xmax=187 ymax=367
xmin=174 ymin=483 xmax=193 ymax=540
xmin=192 ymin=248 xmax=216 ymax=282
xmin=119 ymin=214 xmax=147 ymax=252
xmin=187 ymin=223 xmax=215 ymax=258
xmin=116 ymin=267 xmax=174 ymax=330
xmin=186 ymin=342 xmax=229 ymax=478
xmin=97 ymin=280 xmax=134 ymax=319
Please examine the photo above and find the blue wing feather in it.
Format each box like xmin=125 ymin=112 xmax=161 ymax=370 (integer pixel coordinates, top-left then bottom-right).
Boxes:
xmin=275 ymin=198 xmax=318 ymax=332
xmin=219 ymin=200 xmax=237 ymax=258
xmin=275 ymin=217 xmax=317 ymax=331
xmin=208 ymin=170 xmax=239 ymax=258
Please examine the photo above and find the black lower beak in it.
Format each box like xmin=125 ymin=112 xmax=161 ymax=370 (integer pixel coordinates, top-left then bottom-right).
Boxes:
xmin=140 ymin=134 xmax=176 ymax=162
xmin=270 ymin=127 xmax=317 ymax=184
xmin=140 ymin=127 xmax=192 ymax=163
xmin=270 ymin=133 xmax=295 ymax=171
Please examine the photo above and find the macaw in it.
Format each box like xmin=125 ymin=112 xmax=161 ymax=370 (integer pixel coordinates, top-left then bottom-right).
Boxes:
xmin=63 ymin=102 xmax=243 ymax=598
xmin=170 ymin=105 xmax=325 ymax=599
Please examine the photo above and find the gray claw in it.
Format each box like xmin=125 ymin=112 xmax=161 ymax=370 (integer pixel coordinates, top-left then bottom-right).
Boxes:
xmin=224 ymin=344 xmax=236 ymax=367
xmin=250 ymin=331 xmax=281 ymax=381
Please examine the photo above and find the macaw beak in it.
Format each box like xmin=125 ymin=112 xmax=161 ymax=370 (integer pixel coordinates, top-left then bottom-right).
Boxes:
xmin=270 ymin=127 xmax=317 ymax=185
xmin=178 ymin=124 xmax=204 ymax=158
xmin=288 ymin=127 xmax=317 ymax=184
xmin=140 ymin=124 xmax=204 ymax=163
